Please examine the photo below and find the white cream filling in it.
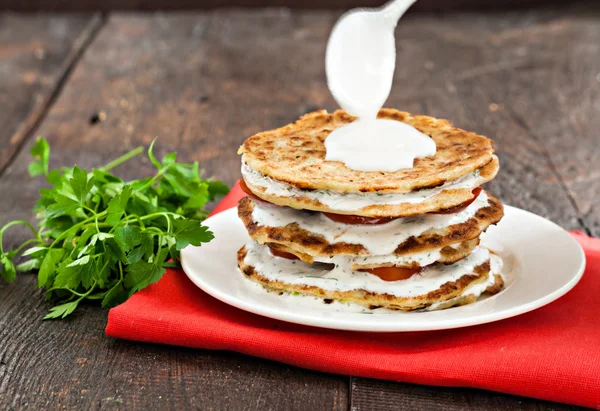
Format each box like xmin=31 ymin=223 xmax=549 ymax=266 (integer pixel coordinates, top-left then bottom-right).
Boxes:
xmin=243 ymin=241 xmax=493 ymax=298
xmin=251 ymin=190 xmax=490 ymax=256
xmin=427 ymin=253 xmax=504 ymax=310
xmin=241 ymin=157 xmax=495 ymax=212
xmin=312 ymin=247 xmax=444 ymax=269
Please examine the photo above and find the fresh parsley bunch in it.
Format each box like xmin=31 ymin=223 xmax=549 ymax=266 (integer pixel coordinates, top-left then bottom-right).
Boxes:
xmin=0 ymin=137 xmax=228 ymax=319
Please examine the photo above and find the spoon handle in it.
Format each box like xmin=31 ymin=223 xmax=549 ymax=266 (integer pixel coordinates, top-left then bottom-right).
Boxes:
xmin=382 ymin=0 xmax=418 ymax=26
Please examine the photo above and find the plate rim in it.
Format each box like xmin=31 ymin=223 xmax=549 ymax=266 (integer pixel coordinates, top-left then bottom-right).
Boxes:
xmin=181 ymin=206 xmax=586 ymax=332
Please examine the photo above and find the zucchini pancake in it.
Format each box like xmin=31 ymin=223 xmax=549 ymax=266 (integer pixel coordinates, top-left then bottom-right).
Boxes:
xmin=236 ymin=109 xmax=506 ymax=311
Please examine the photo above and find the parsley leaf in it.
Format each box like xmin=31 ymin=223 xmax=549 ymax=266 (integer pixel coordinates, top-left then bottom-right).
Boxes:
xmin=105 ymin=185 xmax=132 ymax=225
xmin=172 ymin=219 xmax=214 ymax=250
xmin=44 ymin=301 xmax=79 ymax=320
xmin=124 ymin=260 xmax=166 ymax=295
xmin=0 ymin=255 xmax=16 ymax=282
xmin=0 ymin=137 xmax=227 ymax=319
xmin=70 ymin=166 xmax=95 ymax=204
xmin=28 ymin=137 xmax=50 ymax=177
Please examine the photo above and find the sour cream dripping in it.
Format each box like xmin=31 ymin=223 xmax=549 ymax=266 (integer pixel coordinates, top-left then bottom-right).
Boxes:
xmin=325 ymin=0 xmax=436 ymax=172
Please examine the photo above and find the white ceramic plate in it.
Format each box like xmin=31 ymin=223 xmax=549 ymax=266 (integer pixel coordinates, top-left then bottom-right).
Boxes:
xmin=181 ymin=206 xmax=586 ymax=332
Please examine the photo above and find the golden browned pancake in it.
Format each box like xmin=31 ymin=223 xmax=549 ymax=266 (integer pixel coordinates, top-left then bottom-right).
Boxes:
xmin=237 ymin=244 xmax=504 ymax=311
xmin=426 ymin=273 xmax=505 ymax=310
xmin=240 ymin=108 xmax=496 ymax=194
xmin=240 ymin=108 xmax=500 ymax=217
xmin=265 ymin=238 xmax=478 ymax=269
xmin=239 ymin=108 xmax=494 ymax=193
xmin=238 ymin=191 xmax=503 ymax=264
xmin=242 ymin=157 xmax=498 ymax=218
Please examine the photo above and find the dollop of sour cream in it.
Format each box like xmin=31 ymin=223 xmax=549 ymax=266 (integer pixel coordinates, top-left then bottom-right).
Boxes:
xmin=325 ymin=0 xmax=435 ymax=172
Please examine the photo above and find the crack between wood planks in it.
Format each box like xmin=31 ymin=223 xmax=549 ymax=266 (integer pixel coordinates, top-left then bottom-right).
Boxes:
xmin=0 ymin=13 xmax=108 ymax=179
xmin=505 ymin=106 xmax=592 ymax=236
xmin=349 ymin=376 xmax=355 ymax=411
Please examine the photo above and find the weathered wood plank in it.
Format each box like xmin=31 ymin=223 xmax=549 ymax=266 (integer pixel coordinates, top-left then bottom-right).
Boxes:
xmin=489 ymin=7 xmax=600 ymax=237
xmin=351 ymin=379 xmax=590 ymax=411
xmin=0 ymin=14 xmax=103 ymax=175
xmin=0 ymin=10 xmax=338 ymax=196
xmin=0 ymin=11 xmax=349 ymax=411
xmin=381 ymin=6 xmax=594 ymax=234
xmin=0 ymin=275 xmax=348 ymax=410
xmin=0 ymin=0 xmax=566 ymax=12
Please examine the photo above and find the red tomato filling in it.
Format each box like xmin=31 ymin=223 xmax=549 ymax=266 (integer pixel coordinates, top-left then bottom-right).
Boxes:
xmin=268 ymin=246 xmax=300 ymax=261
xmin=240 ymin=179 xmax=263 ymax=202
xmin=322 ymin=188 xmax=483 ymax=224
xmin=360 ymin=266 xmax=422 ymax=281
xmin=432 ymin=187 xmax=483 ymax=215
xmin=268 ymin=245 xmax=421 ymax=281
xmin=322 ymin=213 xmax=395 ymax=225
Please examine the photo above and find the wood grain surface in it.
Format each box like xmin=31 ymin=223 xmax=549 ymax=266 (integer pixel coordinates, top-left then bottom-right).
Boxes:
xmin=0 ymin=14 xmax=102 ymax=174
xmin=0 ymin=0 xmax=573 ymax=12
xmin=350 ymin=379 xmax=586 ymax=411
xmin=0 ymin=5 xmax=598 ymax=410
xmin=0 ymin=277 xmax=348 ymax=410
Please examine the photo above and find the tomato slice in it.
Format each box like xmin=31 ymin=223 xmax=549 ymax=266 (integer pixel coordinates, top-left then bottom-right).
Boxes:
xmin=268 ymin=246 xmax=300 ymax=261
xmin=361 ymin=266 xmax=422 ymax=281
xmin=432 ymin=187 xmax=483 ymax=215
xmin=323 ymin=213 xmax=395 ymax=225
xmin=239 ymin=179 xmax=260 ymax=200
xmin=241 ymin=179 xmax=276 ymax=205
xmin=322 ymin=188 xmax=484 ymax=223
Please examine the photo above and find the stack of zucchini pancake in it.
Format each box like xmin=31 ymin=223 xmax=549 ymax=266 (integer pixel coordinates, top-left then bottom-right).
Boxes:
xmin=237 ymin=109 xmax=505 ymax=311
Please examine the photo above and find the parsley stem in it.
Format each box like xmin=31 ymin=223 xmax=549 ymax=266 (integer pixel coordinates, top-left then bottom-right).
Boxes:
xmin=81 ymin=282 xmax=97 ymax=299
xmin=132 ymin=214 xmax=146 ymax=230
xmin=49 ymin=280 xmax=99 ymax=300
xmin=0 ymin=220 xmax=41 ymax=254
xmin=0 ymin=220 xmax=40 ymax=240
xmin=11 ymin=238 xmax=43 ymax=257
xmin=99 ymin=258 xmax=111 ymax=279
xmin=68 ymin=281 xmax=98 ymax=301
xmin=138 ymin=211 xmax=180 ymax=221
xmin=47 ymin=280 xmax=97 ymax=298
xmin=46 ymin=286 xmax=88 ymax=297
xmin=83 ymin=205 xmax=97 ymax=216
xmin=85 ymin=294 xmax=106 ymax=300
xmin=49 ymin=211 xmax=107 ymax=249
xmin=160 ymin=213 xmax=171 ymax=233
xmin=134 ymin=162 xmax=175 ymax=192
xmin=100 ymin=146 xmax=144 ymax=172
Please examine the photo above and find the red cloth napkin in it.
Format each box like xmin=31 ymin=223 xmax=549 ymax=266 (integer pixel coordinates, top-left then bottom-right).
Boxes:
xmin=106 ymin=182 xmax=600 ymax=409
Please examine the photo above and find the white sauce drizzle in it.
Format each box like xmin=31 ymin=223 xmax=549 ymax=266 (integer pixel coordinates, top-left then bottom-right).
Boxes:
xmin=251 ymin=190 xmax=490 ymax=256
xmin=241 ymin=159 xmax=492 ymax=212
xmin=324 ymin=0 xmax=435 ymax=172
xmin=244 ymin=241 xmax=494 ymax=298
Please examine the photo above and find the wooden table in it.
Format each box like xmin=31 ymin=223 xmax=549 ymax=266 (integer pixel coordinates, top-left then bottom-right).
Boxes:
xmin=0 ymin=5 xmax=598 ymax=410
